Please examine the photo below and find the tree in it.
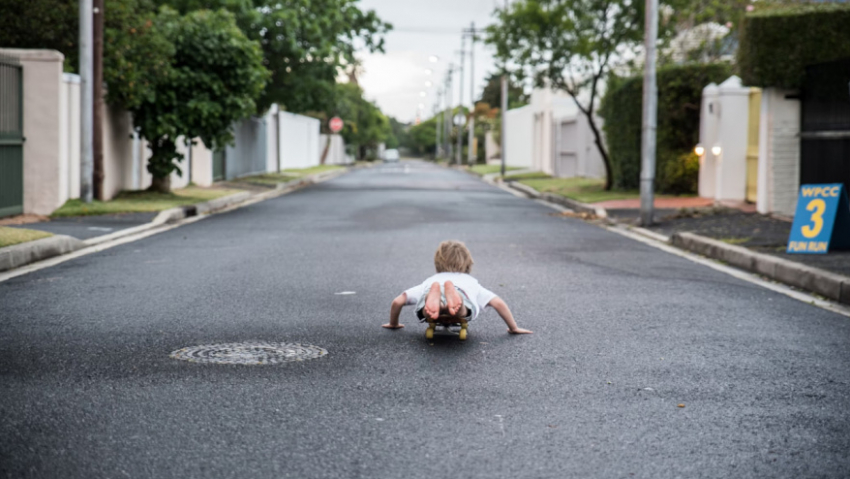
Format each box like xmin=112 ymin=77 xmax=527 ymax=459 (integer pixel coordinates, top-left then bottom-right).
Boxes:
xmin=333 ymin=83 xmax=391 ymax=160
xmin=487 ymin=0 xmax=647 ymax=190
xmin=478 ymin=71 xmax=529 ymax=110
xmin=131 ymin=7 xmax=268 ymax=192
xmin=0 ymin=0 xmax=171 ymax=111
xmin=155 ymin=0 xmax=391 ymax=114
xmin=406 ymin=117 xmax=438 ymax=156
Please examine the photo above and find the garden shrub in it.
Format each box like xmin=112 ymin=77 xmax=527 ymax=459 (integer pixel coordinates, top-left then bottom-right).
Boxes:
xmin=599 ymin=63 xmax=731 ymax=193
xmin=738 ymin=3 xmax=850 ymax=91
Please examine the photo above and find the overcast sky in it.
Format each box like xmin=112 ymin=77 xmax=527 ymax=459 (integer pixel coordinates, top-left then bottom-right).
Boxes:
xmin=356 ymin=0 xmax=506 ymax=124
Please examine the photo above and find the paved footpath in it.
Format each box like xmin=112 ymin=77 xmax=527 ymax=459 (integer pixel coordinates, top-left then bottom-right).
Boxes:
xmin=1 ymin=161 xmax=848 ymax=478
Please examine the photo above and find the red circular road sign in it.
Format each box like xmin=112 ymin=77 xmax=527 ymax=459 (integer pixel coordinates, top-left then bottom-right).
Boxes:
xmin=329 ymin=116 xmax=344 ymax=133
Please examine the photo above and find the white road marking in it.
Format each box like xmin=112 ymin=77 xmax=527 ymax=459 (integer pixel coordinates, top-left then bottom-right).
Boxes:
xmin=334 ymin=291 xmax=357 ymax=295
xmin=87 ymin=226 xmax=113 ymax=232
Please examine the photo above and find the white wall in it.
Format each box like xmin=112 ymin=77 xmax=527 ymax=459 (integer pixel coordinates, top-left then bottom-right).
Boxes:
xmin=757 ymin=88 xmax=800 ymax=216
xmin=698 ymin=76 xmax=750 ymax=202
xmin=3 ymin=48 xmax=65 ymax=215
xmin=60 ymin=73 xmax=81 ymax=203
xmin=698 ymin=83 xmax=719 ymax=198
xmin=552 ymin=113 xmax=606 ymax=179
xmin=278 ymin=111 xmax=320 ymax=169
xmin=505 ymin=86 xmax=597 ymax=175
xmin=484 ymin=131 xmax=500 ymax=162
xmin=504 ymin=105 xmax=534 ymax=168
xmin=320 ymin=134 xmax=349 ymax=165
xmin=265 ymin=104 xmax=279 ymax=173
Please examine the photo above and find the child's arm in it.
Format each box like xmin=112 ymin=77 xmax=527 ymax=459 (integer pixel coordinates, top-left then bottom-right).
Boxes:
xmin=382 ymin=293 xmax=407 ymax=329
xmin=488 ymin=297 xmax=532 ymax=334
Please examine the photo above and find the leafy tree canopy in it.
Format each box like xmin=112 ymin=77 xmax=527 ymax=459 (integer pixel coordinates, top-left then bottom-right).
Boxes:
xmin=0 ymin=0 xmax=171 ymax=111
xmin=133 ymin=7 xmax=269 ymax=191
xmin=332 ymin=82 xmax=391 ymax=159
xmin=155 ymin=0 xmax=391 ymax=113
xmin=478 ymin=71 xmax=529 ymax=110
xmin=487 ymin=0 xmax=651 ymax=189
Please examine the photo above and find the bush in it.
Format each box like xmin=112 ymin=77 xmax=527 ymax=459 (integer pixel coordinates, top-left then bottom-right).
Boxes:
xmin=738 ymin=3 xmax=850 ymax=90
xmin=599 ymin=63 xmax=732 ymax=193
xmin=662 ymin=151 xmax=700 ymax=195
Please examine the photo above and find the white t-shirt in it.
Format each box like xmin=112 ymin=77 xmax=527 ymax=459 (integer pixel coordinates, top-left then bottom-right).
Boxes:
xmin=403 ymin=272 xmax=497 ymax=320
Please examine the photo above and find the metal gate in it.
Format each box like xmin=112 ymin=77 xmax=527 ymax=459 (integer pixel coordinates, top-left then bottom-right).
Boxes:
xmin=800 ymin=58 xmax=850 ymax=188
xmin=0 ymin=55 xmax=23 ymax=218
xmin=212 ymin=148 xmax=225 ymax=181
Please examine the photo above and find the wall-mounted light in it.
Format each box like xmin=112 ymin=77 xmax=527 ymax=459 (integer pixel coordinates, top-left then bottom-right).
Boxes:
xmin=711 ymin=145 xmax=722 ymax=156
xmin=429 ymin=55 xmax=439 ymax=63
xmin=694 ymin=144 xmax=705 ymax=156
xmin=419 ymin=91 xmax=427 ymax=97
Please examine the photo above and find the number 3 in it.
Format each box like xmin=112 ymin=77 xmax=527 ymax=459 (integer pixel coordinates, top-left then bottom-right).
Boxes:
xmin=801 ymin=199 xmax=826 ymax=238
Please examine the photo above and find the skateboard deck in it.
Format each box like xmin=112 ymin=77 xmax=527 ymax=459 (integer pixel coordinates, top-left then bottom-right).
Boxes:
xmin=425 ymin=319 xmax=468 ymax=340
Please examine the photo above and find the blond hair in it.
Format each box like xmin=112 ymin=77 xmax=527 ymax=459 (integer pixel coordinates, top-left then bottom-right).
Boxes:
xmin=434 ymin=240 xmax=474 ymax=274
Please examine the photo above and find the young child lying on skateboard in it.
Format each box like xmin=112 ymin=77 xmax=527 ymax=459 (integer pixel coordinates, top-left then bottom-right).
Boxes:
xmin=382 ymin=240 xmax=532 ymax=339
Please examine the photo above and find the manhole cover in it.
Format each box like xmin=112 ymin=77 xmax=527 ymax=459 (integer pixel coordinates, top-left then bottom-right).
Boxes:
xmin=170 ymin=342 xmax=328 ymax=365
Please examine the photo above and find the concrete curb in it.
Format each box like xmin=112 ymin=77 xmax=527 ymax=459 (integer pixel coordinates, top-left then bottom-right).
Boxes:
xmin=2 ymin=167 xmax=351 ymax=273
xmin=0 ymin=235 xmax=85 ymax=273
xmin=671 ymin=231 xmax=850 ymax=305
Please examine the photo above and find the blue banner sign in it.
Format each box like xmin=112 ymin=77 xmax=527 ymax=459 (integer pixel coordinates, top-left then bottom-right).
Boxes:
xmin=787 ymin=183 xmax=850 ymax=254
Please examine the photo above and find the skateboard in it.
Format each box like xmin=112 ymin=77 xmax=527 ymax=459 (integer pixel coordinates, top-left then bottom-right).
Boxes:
xmin=425 ymin=318 xmax=469 ymax=340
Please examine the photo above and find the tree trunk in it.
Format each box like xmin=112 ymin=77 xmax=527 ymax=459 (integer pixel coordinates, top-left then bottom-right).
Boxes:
xmin=320 ymin=135 xmax=331 ymax=165
xmin=584 ymin=114 xmax=613 ymax=191
xmin=148 ymin=175 xmax=171 ymax=194
xmin=568 ymin=94 xmax=614 ymax=191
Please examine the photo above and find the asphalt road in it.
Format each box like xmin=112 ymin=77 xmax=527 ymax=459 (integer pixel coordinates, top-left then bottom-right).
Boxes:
xmin=1 ymin=161 xmax=849 ymax=478
xmin=10 ymin=212 xmax=158 ymax=240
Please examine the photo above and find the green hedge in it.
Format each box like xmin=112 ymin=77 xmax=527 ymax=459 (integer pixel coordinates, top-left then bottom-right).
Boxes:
xmin=599 ymin=63 xmax=732 ymax=193
xmin=738 ymin=3 xmax=850 ymax=90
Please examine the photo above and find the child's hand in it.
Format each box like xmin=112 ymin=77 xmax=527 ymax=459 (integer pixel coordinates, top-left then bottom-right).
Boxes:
xmin=382 ymin=323 xmax=404 ymax=329
xmin=508 ymin=327 xmax=533 ymax=334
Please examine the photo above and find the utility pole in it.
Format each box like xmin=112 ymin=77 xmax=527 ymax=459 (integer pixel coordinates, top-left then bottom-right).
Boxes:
xmin=79 ymin=0 xmax=93 ymax=203
xmin=444 ymin=65 xmax=453 ymax=161
xmin=435 ymin=89 xmax=442 ymax=159
xmin=467 ymin=22 xmax=476 ymax=165
xmin=500 ymin=73 xmax=507 ymax=177
xmin=93 ymin=0 xmax=104 ymax=200
xmin=500 ymin=0 xmax=509 ymax=178
xmin=640 ymin=0 xmax=659 ymax=226
xmin=456 ymin=37 xmax=465 ymax=166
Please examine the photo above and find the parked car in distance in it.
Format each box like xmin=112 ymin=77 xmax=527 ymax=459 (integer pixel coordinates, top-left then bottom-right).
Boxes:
xmin=383 ymin=149 xmax=399 ymax=162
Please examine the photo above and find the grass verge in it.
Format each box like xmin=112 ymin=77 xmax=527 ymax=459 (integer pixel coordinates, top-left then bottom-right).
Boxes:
xmin=234 ymin=172 xmax=299 ymax=186
xmin=468 ymin=164 xmax=521 ymax=176
xmin=0 ymin=226 xmax=53 ymax=248
xmin=51 ymin=186 xmax=240 ymax=217
xmin=504 ymin=173 xmax=695 ymax=204
xmin=282 ymin=165 xmax=345 ymax=176
xmin=505 ymin=174 xmax=640 ymax=204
